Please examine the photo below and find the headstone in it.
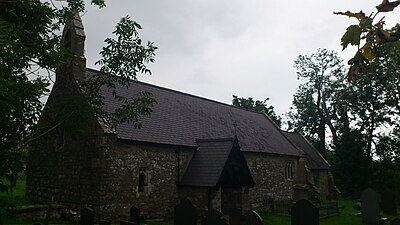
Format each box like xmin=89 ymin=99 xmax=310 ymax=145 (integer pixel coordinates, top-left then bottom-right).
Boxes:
xmin=391 ymin=218 xmax=400 ymax=225
xmin=80 ymin=207 xmax=94 ymax=225
xmin=291 ymin=199 xmax=319 ymax=225
xmin=120 ymin=220 xmax=135 ymax=225
xmin=381 ymin=192 xmax=397 ymax=215
xmin=98 ymin=220 xmax=111 ymax=225
xmin=243 ymin=210 xmax=263 ymax=225
xmin=264 ymin=195 xmax=274 ymax=212
xmin=361 ymin=188 xmax=380 ymax=224
xmin=130 ymin=206 xmax=141 ymax=225
xmin=174 ymin=197 xmax=197 ymax=225
xmin=228 ymin=208 xmax=243 ymax=225
xmin=201 ymin=209 xmax=228 ymax=225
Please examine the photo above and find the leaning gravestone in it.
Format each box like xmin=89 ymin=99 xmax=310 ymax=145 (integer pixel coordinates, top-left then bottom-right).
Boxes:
xmin=130 ymin=206 xmax=141 ymax=225
xmin=228 ymin=208 xmax=243 ymax=225
xmin=80 ymin=207 xmax=94 ymax=225
xmin=201 ymin=209 xmax=228 ymax=225
xmin=98 ymin=220 xmax=111 ymax=225
xmin=174 ymin=197 xmax=197 ymax=225
xmin=243 ymin=210 xmax=263 ymax=225
xmin=381 ymin=192 xmax=397 ymax=215
xmin=120 ymin=220 xmax=135 ymax=225
xmin=291 ymin=199 xmax=319 ymax=225
xmin=391 ymin=218 xmax=400 ymax=225
xmin=361 ymin=188 xmax=380 ymax=224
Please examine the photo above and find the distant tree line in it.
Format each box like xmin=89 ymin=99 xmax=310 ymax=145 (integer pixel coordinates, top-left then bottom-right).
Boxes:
xmin=288 ymin=42 xmax=400 ymax=196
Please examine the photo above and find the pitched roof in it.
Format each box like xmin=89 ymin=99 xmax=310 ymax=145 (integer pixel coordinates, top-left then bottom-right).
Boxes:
xmin=283 ymin=131 xmax=330 ymax=170
xmin=180 ymin=138 xmax=255 ymax=187
xmin=87 ymin=68 xmax=301 ymax=156
xmin=180 ymin=138 xmax=233 ymax=187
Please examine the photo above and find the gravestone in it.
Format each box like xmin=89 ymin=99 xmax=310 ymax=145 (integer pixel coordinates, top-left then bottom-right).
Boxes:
xmin=80 ymin=207 xmax=94 ymax=225
xmin=243 ymin=210 xmax=263 ymax=225
xmin=130 ymin=206 xmax=141 ymax=225
xmin=381 ymin=192 xmax=397 ymax=215
xmin=228 ymin=208 xmax=243 ymax=225
xmin=291 ymin=199 xmax=319 ymax=225
xmin=391 ymin=218 xmax=400 ymax=225
xmin=201 ymin=209 xmax=228 ymax=225
xmin=264 ymin=194 xmax=274 ymax=212
xmin=361 ymin=188 xmax=380 ymax=224
xmin=120 ymin=220 xmax=135 ymax=225
xmin=98 ymin=220 xmax=111 ymax=225
xmin=174 ymin=197 xmax=197 ymax=225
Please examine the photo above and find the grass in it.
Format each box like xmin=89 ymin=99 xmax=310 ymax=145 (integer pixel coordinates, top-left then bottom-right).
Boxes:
xmin=1 ymin=177 xmax=399 ymax=224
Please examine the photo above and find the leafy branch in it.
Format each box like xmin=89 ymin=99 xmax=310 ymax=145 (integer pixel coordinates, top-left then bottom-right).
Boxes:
xmin=334 ymin=0 xmax=400 ymax=79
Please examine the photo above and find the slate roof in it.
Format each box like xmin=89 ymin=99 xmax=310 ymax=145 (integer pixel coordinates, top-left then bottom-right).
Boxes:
xmin=87 ymin=68 xmax=301 ymax=156
xmin=180 ymin=138 xmax=234 ymax=187
xmin=283 ymin=131 xmax=330 ymax=170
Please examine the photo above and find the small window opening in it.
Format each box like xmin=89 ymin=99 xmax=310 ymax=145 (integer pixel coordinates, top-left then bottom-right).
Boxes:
xmin=64 ymin=30 xmax=72 ymax=49
xmin=285 ymin=162 xmax=293 ymax=179
xmin=138 ymin=167 xmax=148 ymax=193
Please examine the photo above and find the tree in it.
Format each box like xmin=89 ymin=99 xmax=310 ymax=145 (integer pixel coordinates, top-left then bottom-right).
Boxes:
xmin=332 ymin=129 xmax=370 ymax=196
xmin=232 ymin=95 xmax=282 ymax=127
xmin=288 ymin=49 xmax=347 ymax=155
xmin=0 ymin=0 xmax=156 ymax=195
xmin=346 ymin=53 xmax=393 ymax=158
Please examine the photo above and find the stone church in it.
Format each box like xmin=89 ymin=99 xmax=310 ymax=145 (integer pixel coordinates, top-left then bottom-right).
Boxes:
xmin=26 ymin=15 xmax=338 ymax=219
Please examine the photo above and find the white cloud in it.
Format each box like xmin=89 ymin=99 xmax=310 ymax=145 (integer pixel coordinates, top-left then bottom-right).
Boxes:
xmin=79 ymin=0 xmax=399 ymax=118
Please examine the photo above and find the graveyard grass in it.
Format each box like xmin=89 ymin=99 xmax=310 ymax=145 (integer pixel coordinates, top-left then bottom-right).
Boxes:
xmin=2 ymin=178 xmax=400 ymax=224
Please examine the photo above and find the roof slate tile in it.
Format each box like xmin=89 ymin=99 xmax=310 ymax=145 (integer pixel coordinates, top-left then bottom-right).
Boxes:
xmin=88 ymin=69 xmax=301 ymax=156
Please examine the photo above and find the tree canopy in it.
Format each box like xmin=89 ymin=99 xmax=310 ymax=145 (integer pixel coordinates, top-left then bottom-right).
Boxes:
xmin=232 ymin=95 xmax=282 ymax=127
xmin=0 ymin=0 xmax=156 ymax=194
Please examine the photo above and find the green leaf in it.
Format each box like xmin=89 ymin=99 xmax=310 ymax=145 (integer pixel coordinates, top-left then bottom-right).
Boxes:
xmin=341 ymin=25 xmax=362 ymax=50
xmin=360 ymin=43 xmax=374 ymax=61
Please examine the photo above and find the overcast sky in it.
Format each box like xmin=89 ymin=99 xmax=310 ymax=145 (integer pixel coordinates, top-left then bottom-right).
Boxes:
xmin=74 ymin=0 xmax=398 ymax=121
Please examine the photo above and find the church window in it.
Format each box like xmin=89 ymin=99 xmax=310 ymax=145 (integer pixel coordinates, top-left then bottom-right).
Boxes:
xmin=138 ymin=167 xmax=148 ymax=192
xmin=285 ymin=162 xmax=293 ymax=179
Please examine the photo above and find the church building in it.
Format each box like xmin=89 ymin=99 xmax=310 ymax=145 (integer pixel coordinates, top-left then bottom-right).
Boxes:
xmin=26 ymin=14 xmax=338 ymax=219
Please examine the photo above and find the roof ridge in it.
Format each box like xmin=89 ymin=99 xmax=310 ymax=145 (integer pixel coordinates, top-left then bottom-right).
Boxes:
xmin=196 ymin=137 xmax=235 ymax=143
xmin=85 ymin=67 xmax=267 ymax=116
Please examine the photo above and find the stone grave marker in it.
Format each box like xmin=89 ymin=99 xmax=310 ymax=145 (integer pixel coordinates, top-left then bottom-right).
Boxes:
xmin=201 ymin=209 xmax=228 ymax=225
xmin=130 ymin=206 xmax=141 ymax=225
xmin=228 ymin=208 xmax=243 ymax=225
xmin=381 ymin=192 xmax=397 ymax=215
xmin=80 ymin=207 xmax=94 ymax=225
xmin=174 ymin=197 xmax=197 ymax=225
xmin=361 ymin=188 xmax=380 ymax=224
xmin=391 ymin=218 xmax=400 ymax=225
xmin=291 ymin=199 xmax=319 ymax=225
xmin=98 ymin=220 xmax=111 ymax=225
xmin=243 ymin=210 xmax=263 ymax=225
xmin=120 ymin=220 xmax=135 ymax=225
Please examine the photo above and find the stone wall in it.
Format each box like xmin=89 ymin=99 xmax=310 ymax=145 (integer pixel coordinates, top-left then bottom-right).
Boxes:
xmin=97 ymin=141 xmax=195 ymax=219
xmin=26 ymin=116 xmax=109 ymax=211
xmin=244 ymin=152 xmax=299 ymax=202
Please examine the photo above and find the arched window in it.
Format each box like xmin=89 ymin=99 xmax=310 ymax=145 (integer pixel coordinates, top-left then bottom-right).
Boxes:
xmin=138 ymin=172 xmax=146 ymax=192
xmin=138 ymin=167 xmax=148 ymax=193
xmin=285 ymin=162 xmax=293 ymax=179
xmin=64 ymin=30 xmax=72 ymax=49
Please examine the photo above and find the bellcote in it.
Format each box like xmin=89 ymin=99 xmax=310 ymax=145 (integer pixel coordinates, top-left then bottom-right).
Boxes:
xmin=59 ymin=13 xmax=86 ymax=84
